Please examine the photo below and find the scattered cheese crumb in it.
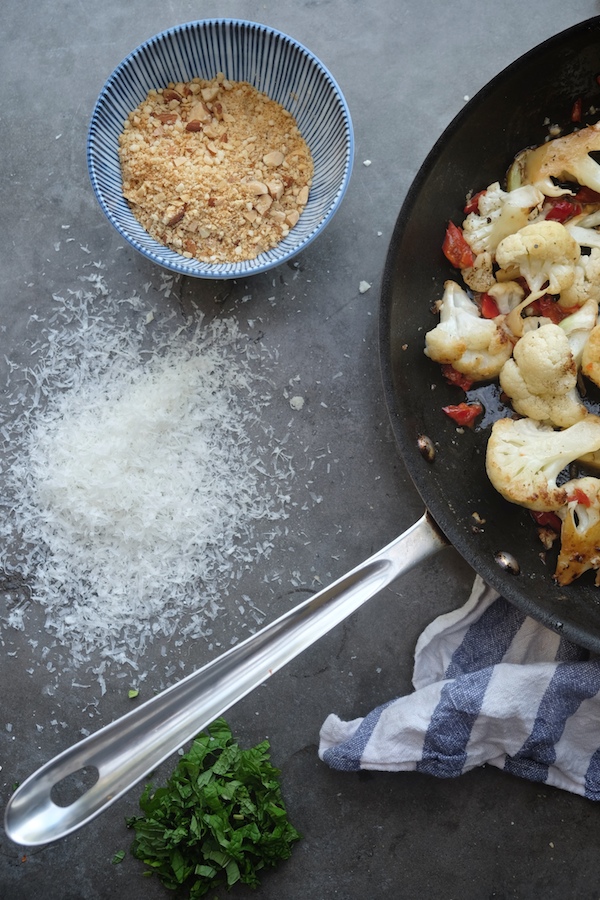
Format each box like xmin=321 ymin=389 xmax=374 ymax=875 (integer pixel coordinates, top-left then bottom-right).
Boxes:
xmin=359 ymin=281 xmax=371 ymax=294
xmin=289 ymin=396 xmax=305 ymax=410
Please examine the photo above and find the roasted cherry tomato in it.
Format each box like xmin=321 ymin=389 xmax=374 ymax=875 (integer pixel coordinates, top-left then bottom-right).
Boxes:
xmin=463 ymin=190 xmax=486 ymax=215
xmin=529 ymin=295 xmax=580 ymax=324
xmin=545 ymin=199 xmax=582 ymax=223
xmin=575 ymin=186 xmax=600 ymax=204
xmin=440 ymin=364 xmax=473 ymax=391
xmin=531 ymin=510 xmax=562 ymax=531
xmin=442 ymin=402 xmax=483 ymax=427
xmin=442 ymin=221 xmax=475 ymax=269
xmin=569 ymin=487 xmax=592 ymax=507
xmin=480 ymin=293 xmax=500 ymax=319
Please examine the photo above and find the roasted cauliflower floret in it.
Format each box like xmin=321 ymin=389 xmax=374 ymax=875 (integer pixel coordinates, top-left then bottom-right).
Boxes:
xmin=485 ymin=280 xmax=525 ymax=314
xmin=581 ymin=323 xmax=600 ymax=388
xmin=559 ymin=298 xmax=599 ymax=366
xmin=461 ymin=250 xmax=495 ymax=293
xmin=496 ymin=220 xmax=581 ymax=336
xmin=566 ymin=211 xmax=600 ymax=252
xmin=462 ymin=182 xmax=544 ymax=255
xmin=558 ymin=248 xmax=600 ymax=307
xmin=499 ymin=323 xmax=586 ymax=428
xmin=485 ymin=415 xmax=600 ymax=511
xmin=424 ymin=280 xmax=513 ymax=381
xmin=554 ymin=477 xmax=600 ymax=585
xmin=497 ymin=220 xmax=580 ymax=298
xmin=509 ymin=122 xmax=600 ymax=197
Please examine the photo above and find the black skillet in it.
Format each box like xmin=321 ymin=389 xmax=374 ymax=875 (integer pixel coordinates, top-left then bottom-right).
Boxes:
xmin=6 ymin=18 xmax=600 ymax=847
xmin=381 ymin=14 xmax=600 ymax=654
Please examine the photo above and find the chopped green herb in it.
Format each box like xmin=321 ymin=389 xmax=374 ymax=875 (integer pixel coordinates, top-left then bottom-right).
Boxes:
xmin=112 ymin=850 xmax=126 ymax=864
xmin=128 ymin=689 xmax=140 ymax=699
xmin=126 ymin=718 xmax=300 ymax=897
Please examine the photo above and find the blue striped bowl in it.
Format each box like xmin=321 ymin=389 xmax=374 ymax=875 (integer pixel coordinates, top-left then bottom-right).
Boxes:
xmin=87 ymin=19 xmax=354 ymax=279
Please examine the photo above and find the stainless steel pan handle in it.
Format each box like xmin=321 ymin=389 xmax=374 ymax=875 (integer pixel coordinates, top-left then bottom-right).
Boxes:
xmin=4 ymin=512 xmax=448 ymax=847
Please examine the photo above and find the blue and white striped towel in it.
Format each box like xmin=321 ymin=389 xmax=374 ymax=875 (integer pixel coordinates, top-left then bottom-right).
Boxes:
xmin=319 ymin=575 xmax=600 ymax=798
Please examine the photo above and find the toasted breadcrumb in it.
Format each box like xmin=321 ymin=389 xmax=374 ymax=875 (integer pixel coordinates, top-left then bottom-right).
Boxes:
xmin=119 ymin=73 xmax=314 ymax=263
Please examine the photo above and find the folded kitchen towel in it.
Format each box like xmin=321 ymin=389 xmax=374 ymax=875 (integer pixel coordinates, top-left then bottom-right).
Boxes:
xmin=318 ymin=575 xmax=600 ymax=798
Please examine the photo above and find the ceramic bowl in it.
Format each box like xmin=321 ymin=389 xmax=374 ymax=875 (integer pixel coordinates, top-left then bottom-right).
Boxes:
xmin=87 ymin=19 xmax=354 ymax=278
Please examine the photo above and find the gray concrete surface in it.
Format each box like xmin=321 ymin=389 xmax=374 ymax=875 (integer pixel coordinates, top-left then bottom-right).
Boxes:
xmin=2 ymin=1 xmax=600 ymax=898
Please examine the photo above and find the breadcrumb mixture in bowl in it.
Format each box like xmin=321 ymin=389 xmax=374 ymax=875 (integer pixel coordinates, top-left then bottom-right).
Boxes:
xmin=87 ymin=19 xmax=354 ymax=278
xmin=119 ymin=73 xmax=314 ymax=264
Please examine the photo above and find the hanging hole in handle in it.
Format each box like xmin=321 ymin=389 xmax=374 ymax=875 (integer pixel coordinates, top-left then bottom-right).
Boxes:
xmin=50 ymin=766 xmax=100 ymax=807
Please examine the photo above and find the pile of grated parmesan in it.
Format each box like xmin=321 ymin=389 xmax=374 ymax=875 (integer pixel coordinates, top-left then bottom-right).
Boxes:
xmin=0 ymin=272 xmax=294 ymax=671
